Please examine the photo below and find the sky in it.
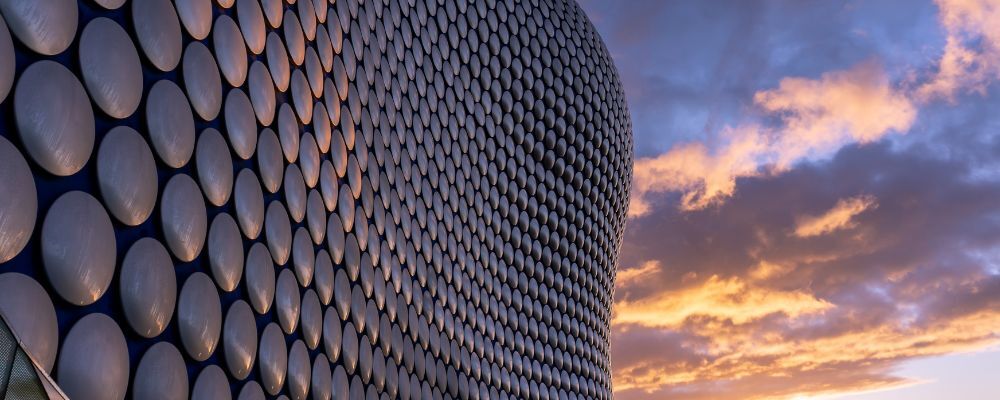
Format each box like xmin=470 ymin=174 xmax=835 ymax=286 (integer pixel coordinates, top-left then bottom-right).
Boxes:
xmin=575 ymin=0 xmax=1000 ymax=399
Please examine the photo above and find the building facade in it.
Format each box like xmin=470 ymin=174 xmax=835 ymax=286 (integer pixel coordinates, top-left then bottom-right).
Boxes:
xmin=0 ymin=0 xmax=632 ymax=398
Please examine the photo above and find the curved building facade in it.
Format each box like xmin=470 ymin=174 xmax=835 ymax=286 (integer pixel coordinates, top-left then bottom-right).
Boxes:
xmin=0 ymin=0 xmax=632 ymax=398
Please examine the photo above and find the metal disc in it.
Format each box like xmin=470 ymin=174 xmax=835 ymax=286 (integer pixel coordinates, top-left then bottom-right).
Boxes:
xmin=307 ymin=189 xmax=327 ymax=244
xmin=183 ymin=41 xmax=223 ymax=120
xmin=248 ymin=61 xmax=277 ymax=125
xmin=238 ymin=381 xmax=266 ymax=400
xmin=97 ymin=126 xmax=158 ymax=226
xmin=342 ymin=322 xmax=358 ymax=374
xmin=292 ymin=227 xmax=315 ymax=288
xmin=14 ymin=60 xmax=95 ymax=176
xmin=277 ymin=104 xmax=300 ymax=162
xmin=319 ymin=161 xmax=339 ymax=211
xmin=132 ymin=0 xmax=182 ymax=71
xmin=287 ymin=340 xmax=312 ymax=400
xmin=223 ymin=300 xmax=257 ymax=380
xmin=290 ymin=69 xmax=313 ymax=123
xmin=161 ymin=174 xmax=207 ymax=262
xmin=236 ymin=0 xmax=266 ymax=54
xmin=257 ymin=128 xmax=284 ymax=193
xmin=79 ymin=17 xmax=143 ymax=119
xmin=178 ymin=272 xmax=222 ymax=361
xmin=245 ymin=242 xmax=275 ymax=314
xmin=146 ymin=79 xmax=196 ymax=168
xmin=266 ymin=32 xmax=290 ymax=92
xmin=0 ymin=0 xmax=77 ymax=55
xmin=214 ymin=14 xmax=248 ymax=87
xmin=265 ymin=200 xmax=292 ymax=265
xmin=0 ymin=273 xmax=58 ymax=372
xmin=0 ymin=15 xmax=14 ymax=102
xmin=0 ymin=136 xmax=36 ymax=263
xmin=224 ymin=88 xmax=258 ymax=159
xmin=192 ymin=365 xmax=231 ymax=400
xmin=208 ymin=212 xmax=244 ymax=292
xmin=284 ymin=164 xmax=307 ymax=223
xmin=132 ymin=342 xmax=188 ymax=400
xmin=56 ymin=313 xmax=129 ymax=400
xmin=314 ymin=250 xmax=334 ymax=305
xmin=276 ymin=268 xmax=300 ymax=334
xmin=283 ymin=12 xmax=305 ymax=66
xmin=41 ymin=191 xmax=116 ymax=306
xmin=196 ymin=128 xmax=234 ymax=206
xmin=235 ymin=168 xmax=265 ymax=239
xmin=299 ymin=133 xmax=321 ymax=188
xmin=261 ymin=0 xmax=282 ymax=28
xmin=311 ymin=354 xmax=332 ymax=400
xmin=259 ymin=322 xmax=287 ymax=395
xmin=175 ymin=0 xmax=211 ymax=40
xmin=322 ymin=306 xmax=342 ymax=363
xmin=332 ymin=366 xmax=348 ymax=400
xmin=300 ymin=289 xmax=322 ymax=349
xmin=119 ymin=238 xmax=176 ymax=338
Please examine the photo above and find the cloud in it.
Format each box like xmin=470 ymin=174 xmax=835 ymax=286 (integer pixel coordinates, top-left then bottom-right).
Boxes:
xmin=794 ymin=195 xmax=878 ymax=237
xmin=614 ymin=274 xmax=832 ymax=329
xmin=630 ymin=62 xmax=916 ymax=214
xmin=916 ymin=0 xmax=1000 ymax=101
xmin=613 ymin=143 xmax=1000 ymax=399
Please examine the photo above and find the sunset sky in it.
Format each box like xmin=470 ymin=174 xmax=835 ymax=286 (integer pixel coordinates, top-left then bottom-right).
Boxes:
xmin=576 ymin=0 xmax=1000 ymax=399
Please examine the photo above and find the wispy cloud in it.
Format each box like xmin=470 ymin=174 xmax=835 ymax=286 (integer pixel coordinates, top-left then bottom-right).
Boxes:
xmin=794 ymin=195 xmax=878 ymax=237
xmin=630 ymin=62 xmax=915 ymax=214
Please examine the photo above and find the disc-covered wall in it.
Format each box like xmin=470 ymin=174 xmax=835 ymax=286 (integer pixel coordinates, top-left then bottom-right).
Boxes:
xmin=0 ymin=0 xmax=632 ymax=398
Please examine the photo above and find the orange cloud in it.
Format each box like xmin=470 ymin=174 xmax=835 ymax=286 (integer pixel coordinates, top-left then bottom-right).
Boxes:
xmin=613 ymin=273 xmax=833 ymax=329
xmin=794 ymin=195 xmax=878 ymax=237
xmin=917 ymin=0 xmax=1000 ymax=101
xmin=630 ymin=63 xmax=915 ymax=215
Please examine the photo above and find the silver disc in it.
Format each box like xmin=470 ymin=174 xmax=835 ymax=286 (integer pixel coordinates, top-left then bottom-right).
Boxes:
xmin=79 ymin=17 xmax=143 ymax=119
xmin=223 ymin=300 xmax=257 ymax=380
xmin=146 ymin=79 xmax=196 ymax=168
xmin=178 ymin=272 xmax=222 ymax=361
xmin=208 ymin=212 xmax=244 ymax=292
xmin=56 ymin=313 xmax=130 ymax=400
xmin=236 ymin=0 xmax=266 ymax=54
xmin=300 ymin=289 xmax=322 ymax=350
xmin=192 ymin=364 xmax=231 ymax=400
xmin=132 ymin=0 xmax=183 ymax=71
xmin=224 ymin=88 xmax=258 ymax=160
xmin=0 ymin=0 xmax=77 ymax=55
xmin=0 ymin=273 xmax=58 ymax=372
xmin=259 ymin=322 xmax=287 ymax=395
xmin=161 ymin=173 xmax=207 ymax=262
xmin=132 ymin=342 xmax=188 ymax=400
xmin=287 ymin=340 xmax=312 ymax=400
xmin=183 ymin=41 xmax=223 ymax=120
xmin=97 ymin=126 xmax=158 ymax=226
xmin=41 ymin=191 xmax=116 ymax=306
xmin=14 ymin=60 xmax=95 ymax=176
xmin=265 ymin=200 xmax=292 ymax=265
xmin=174 ymin=0 xmax=211 ymax=40
xmin=257 ymin=127 xmax=284 ymax=193
xmin=0 ymin=15 xmax=14 ymax=102
xmin=245 ymin=242 xmax=275 ymax=314
xmin=248 ymin=61 xmax=277 ymax=125
xmin=119 ymin=238 xmax=176 ymax=338
xmin=213 ymin=14 xmax=248 ymax=87
xmin=0 ymin=136 xmax=36 ymax=263
xmin=276 ymin=268 xmax=300 ymax=334
xmin=196 ymin=128 xmax=234 ymax=206
xmin=311 ymin=354 xmax=332 ymax=400
xmin=235 ymin=168 xmax=265 ymax=239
